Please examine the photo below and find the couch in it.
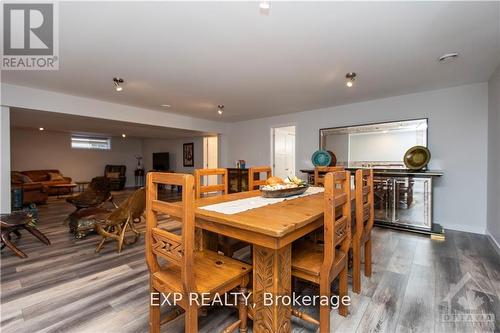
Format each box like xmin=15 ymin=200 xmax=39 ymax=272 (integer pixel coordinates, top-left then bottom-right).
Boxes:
xmin=11 ymin=172 xmax=48 ymax=205
xmin=104 ymin=165 xmax=126 ymax=191
xmin=13 ymin=170 xmax=73 ymax=196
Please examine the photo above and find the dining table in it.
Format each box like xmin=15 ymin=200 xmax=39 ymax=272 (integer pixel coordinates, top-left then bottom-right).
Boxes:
xmin=189 ymin=188 xmax=353 ymax=333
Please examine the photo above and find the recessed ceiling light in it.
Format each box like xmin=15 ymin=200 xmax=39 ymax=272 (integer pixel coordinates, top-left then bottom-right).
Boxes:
xmin=217 ymin=104 xmax=224 ymax=115
xmin=121 ymin=133 xmax=126 ymax=138
xmin=113 ymin=77 xmax=124 ymax=92
xmin=160 ymin=104 xmax=171 ymax=108
xmin=438 ymin=53 xmax=459 ymax=63
xmin=345 ymin=72 xmax=357 ymax=88
xmin=39 ymin=127 xmax=44 ymax=131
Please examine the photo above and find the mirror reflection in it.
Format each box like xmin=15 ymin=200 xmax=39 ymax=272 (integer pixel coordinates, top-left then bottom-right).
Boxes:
xmin=320 ymin=119 xmax=428 ymax=168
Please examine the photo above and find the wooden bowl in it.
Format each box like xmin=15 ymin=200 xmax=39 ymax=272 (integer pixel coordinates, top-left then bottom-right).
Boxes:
xmin=260 ymin=186 xmax=309 ymax=198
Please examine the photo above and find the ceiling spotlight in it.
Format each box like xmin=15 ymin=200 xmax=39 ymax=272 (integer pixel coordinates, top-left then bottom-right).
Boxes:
xmin=260 ymin=1 xmax=270 ymax=9
xmin=39 ymin=127 xmax=44 ymax=131
xmin=113 ymin=77 xmax=124 ymax=92
xmin=438 ymin=52 xmax=459 ymax=64
xmin=217 ymin=104 xmax=224 ymax=115
xmin=160 ymin=104 xmax=171 ymax=108
xmin=345 ymin=72 xmax=357 ymax=88
xmin=121 ymin=133 xmax=126 ymax=138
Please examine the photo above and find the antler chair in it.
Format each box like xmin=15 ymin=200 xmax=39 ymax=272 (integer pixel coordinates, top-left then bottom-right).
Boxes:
xmin=291 ymin=171 xmax=351 ymax=332
xmin=146 ymin=172 xmax=251 ymax=333
xmin=351 ymin=169 xmax=374 ymax=293
xmin=94 ymin=188 xmax=146 ymax=253
xmin=248 ymin=166 xmax=272 ymax=190
xmin=66 ymin=177 xmax=115 ymax=210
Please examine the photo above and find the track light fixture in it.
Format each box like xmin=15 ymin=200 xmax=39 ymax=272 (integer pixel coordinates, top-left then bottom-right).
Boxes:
xmin=345 ymin=72 xmax=356 ymax=88
xmin=113 ymin=77 xmax=124 ymax=92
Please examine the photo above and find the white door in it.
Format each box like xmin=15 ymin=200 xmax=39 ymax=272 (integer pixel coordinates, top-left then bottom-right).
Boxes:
xmin=203 ymin=136 xmax=218 ymax=185
xmin=273 ymin=126 xmax=295 ymax=179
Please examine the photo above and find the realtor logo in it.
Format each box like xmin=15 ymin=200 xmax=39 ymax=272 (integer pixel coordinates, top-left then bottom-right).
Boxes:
xmin=439 ymin=272 xmax=495 ymax=327
xmin=2 ymin=2 xmax=59 ymax=70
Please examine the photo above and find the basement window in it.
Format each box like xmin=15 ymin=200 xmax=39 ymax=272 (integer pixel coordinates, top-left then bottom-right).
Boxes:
xmin=71 ymin=135 xmax=111 ymax=150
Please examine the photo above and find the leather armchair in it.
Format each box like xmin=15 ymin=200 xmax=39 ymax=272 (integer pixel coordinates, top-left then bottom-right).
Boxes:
xmin=104 ymin=165 xmax=126 ymax=191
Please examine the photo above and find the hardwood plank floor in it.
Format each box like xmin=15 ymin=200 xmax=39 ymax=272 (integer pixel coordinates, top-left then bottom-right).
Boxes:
xmin=1 ymin=190 xmax=499 ymax=332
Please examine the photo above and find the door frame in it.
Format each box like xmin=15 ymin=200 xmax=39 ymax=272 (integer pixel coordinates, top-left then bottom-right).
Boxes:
xmin=270 ymin=124 xmax=297 ymax=178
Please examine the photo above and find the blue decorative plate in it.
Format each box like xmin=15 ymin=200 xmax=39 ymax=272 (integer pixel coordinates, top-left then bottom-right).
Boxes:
xmin=311 ymin=150 xmax=332 ymax=167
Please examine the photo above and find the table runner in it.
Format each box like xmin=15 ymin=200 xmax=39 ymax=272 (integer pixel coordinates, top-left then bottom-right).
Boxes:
xmin=199 ymin=187 xmax=324 ymax=215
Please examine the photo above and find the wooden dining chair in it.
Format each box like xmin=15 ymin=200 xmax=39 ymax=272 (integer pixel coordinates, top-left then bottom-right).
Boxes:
xmin=248 ymin=166 xmax=272 ymax=190
xmin=146 ymin=172 xmax=252 ymax=333
xmin=194 ymin=168 xmax=248 ymax=258
xmin=314 ymin=166 xmax=345 ymax=186
xmin=291 ymin=171 xmax=351 ymax=332
xmin=194 ymin=168 xmax=228 ymax=199
xmin=351 ymin=169 xmax=374 ymax=294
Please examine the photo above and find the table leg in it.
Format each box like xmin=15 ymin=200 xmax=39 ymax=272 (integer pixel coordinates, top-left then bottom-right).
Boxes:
xmin=253 ymin=244 xmax=292 ymax=333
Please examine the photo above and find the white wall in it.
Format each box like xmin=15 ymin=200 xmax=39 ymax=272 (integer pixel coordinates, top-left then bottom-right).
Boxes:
xmin=487 ymin=66 xmax=500 ymax=248
xmin=227 ymin=83 xmax=489 ymax=234
xmin=0 ymin=107 xmax=11 ymax=213
xmin=142 ymin=137 xmax=204 ymax=174
xmin=11 ymin=128 xmax=142 ymax=187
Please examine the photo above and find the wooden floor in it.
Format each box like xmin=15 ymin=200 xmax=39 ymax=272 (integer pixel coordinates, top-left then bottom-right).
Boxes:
xmin=1 ymin=190 xmax=499 ymax=333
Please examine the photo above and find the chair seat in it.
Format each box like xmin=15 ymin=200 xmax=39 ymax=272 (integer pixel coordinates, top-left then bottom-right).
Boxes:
xmin=292 ymin=240 xmax=347 ymax=282
xmin=152 ymin=250 xmax=251 ymax=294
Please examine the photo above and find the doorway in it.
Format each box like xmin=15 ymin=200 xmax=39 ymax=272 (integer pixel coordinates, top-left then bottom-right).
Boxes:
xmin=272 ymin=126 xmax=296 ymax=179
xmin=203 ymin=136 xmax=218 ymax=185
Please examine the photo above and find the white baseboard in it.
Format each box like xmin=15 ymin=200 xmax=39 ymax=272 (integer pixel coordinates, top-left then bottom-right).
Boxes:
xmin=486 ymin=230 xmax=500 ymax=257
xmin=443 ymin=223 xmax=486 ymax=235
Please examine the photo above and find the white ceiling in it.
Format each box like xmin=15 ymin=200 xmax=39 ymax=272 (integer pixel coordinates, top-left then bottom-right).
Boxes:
xmin=10 ymin=108 xmax=213 ymax=139
xmin=2 ymin=1 xmax=499 ymax=122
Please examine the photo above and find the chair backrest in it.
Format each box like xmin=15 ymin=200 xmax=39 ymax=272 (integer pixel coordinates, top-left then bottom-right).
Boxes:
xmin=107 ymin=187 xmax=145 ymax=223
xmin=146 ymin=172 xmax=195 ymax=292
xmin=314 ymin=166 xmax=345 ymax=186
xmin=248 ymin=166 xmax=272 ymax=190
xmin=105 ymin=165 xmax=126 ymax=177
xmin=194 ymin=168 xmax=228 ymax=199
xmin=354 ymin=169 xmax=374 ymax=241
xmin=322 ymin=171 xmax=351 ymax=275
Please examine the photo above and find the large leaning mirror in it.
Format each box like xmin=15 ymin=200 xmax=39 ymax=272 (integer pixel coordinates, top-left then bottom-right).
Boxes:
xmin=319 ymin=118 xmax=428 ymax=169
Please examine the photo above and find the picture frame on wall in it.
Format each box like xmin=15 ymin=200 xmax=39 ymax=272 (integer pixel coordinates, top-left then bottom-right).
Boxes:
xmin=183 ymin=142 xmax=194 ymax=167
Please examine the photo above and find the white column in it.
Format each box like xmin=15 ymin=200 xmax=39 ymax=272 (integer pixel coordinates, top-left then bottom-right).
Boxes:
xmin=0 ymin=106 xmax=11 ymax=214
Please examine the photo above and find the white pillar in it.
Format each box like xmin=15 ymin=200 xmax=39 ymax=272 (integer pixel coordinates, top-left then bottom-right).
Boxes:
xmin=0 ymin=106 xmax=11 ymax=214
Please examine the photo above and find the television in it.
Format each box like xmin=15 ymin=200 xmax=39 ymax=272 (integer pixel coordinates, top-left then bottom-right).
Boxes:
xmin=153 ymin=152 xmax=170 ymax=171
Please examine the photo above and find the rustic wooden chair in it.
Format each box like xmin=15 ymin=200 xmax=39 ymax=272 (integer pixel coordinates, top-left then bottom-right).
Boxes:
xmin=194 ymin=168 xmax=228 ymax=199
xmin=291 ymin=171 xmax=351 ymax=332
xmin=146 ymin=172 xmax=251 ymax=333
xmin=194 ymin=168 xmax=248 ymax=258
xmin=351 ymin=169 xmax=374 ymax=294
xmin=314 ymin=166 xmax=345 ymax=186
xmin=248 ymin=166 xmax=272 ymax=190
xmin=94 ymin=188 xmax=146 ymax=253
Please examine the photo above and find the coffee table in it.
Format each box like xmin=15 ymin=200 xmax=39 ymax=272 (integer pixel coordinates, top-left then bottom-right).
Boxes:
xmin=50 ymin=183 xmax=77 ymax=198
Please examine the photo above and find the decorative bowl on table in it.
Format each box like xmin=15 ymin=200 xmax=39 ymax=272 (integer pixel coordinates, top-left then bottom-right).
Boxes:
xmin=260 ymin=176 xmax=309 ymax=198
xmin=261 ymin=185 xmax=309 ymax=198
xmin=403 ymin=146 xmax=431 ymax=170
xmin=311 ymin=149 xmax=332 ymax=167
